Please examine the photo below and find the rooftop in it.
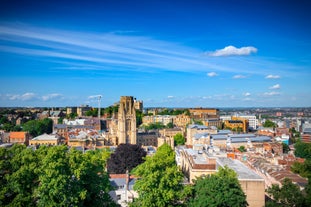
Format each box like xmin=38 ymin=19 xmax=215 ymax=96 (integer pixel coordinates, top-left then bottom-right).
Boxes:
xmin=32 ymin=133 xmax=59 ymax=140
xmin=217 ymin=157 xmax=264 ymax=180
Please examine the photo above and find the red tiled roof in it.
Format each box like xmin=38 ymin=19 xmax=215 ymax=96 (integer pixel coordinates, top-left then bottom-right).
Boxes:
xmin=10 ymin=132 xmax=27 ymax=139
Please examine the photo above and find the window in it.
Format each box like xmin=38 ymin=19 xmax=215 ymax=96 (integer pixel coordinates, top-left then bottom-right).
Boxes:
xmin=117 ymin=194 xmax=121 ymax=200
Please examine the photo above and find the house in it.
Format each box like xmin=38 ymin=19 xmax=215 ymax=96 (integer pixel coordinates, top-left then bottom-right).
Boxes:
xmin=9 ymin=131 xmax=30 ymax=145
xmin=109 ymin=173 xmax=138 ymax=207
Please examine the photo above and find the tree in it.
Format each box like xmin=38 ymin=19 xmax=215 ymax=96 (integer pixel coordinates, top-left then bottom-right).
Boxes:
xmin=166 ymin=122 xmax=174 ymax=128
xmin=238 ymin=145 xmax=246 ymax=152
xmin=107 ymin=144 xmax=146 ymax=174
xmin=294 ymin=141 xmax=311 ymax=159
xmin=131 ymin=144 xmax=186 ymax=207
xmin=193 ymin=120 xmax=203 ymax=125
xmin=22 ymin=118 xmax=53 ymax=137
xmin=266 ymin=178 xmax=306 ymax=207
xmin=144 ymin=122 xmax=166 ymax=130
xmin=188 ymin=166 xmax=248 ymax=207
xmin=136 ymin=110 xmax=143 ymax=126
xmin=282 ymin=143 xmax=290 ymax=154
xmin=174 ymin=133 xmax=185 ymax=146
xmin=263 ymin=120 xmax=277 ymax=128
xmin=291 ymin=159 xmax=311 ymax=178
xmin=1 ymin=145 xmax=116 ymax=207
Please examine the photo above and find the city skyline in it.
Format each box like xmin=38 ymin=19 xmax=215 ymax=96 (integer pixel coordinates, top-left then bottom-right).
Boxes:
xmin=0 ymin=0 xmax=310 ymax=107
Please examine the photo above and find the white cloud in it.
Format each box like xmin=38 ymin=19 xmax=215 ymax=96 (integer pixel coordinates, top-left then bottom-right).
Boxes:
xmin=233 ymin=75 xmax=246 ymax=79
xmin=8 ymin=93 xmax=37 ymax=101
xmin=263 ymin=91 xmax=281 ymax=96
xmin=265 ymin=74 xmax=280 ymax=79
xmin=207 ymin=72 xmax=218 ymax=77
xmin=269 ymin=84 xmax=281 ymax=90
xmin=208 ymin=45 xmax=257 ymax=57
xmin=244 ymin=92 xmax=251 ymax=97
xmin=167 ymin=96 xmax=174 ymax=99
xmin=42 ymin=93 xmax=63 ymax=101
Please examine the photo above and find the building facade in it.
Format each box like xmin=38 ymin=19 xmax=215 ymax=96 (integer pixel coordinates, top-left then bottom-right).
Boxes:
xmin=118 ymin=96 xmax=137 ymax=144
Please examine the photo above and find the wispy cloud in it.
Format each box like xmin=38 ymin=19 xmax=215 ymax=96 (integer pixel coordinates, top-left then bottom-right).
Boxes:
xmin=243 ymin=92 xmax=251 ymax=97
xmin=265 ymin=74 xmax=280 ymax=79
xmin=0 ymin=23 xmax=306 ymax=82
xmin=208 ymin=45 xmax=257 ymax=57
xmin=0 ymin=24 xmax=233 ymax=73
xmin=263 ymin=91 xmax=281 ymax=96
xmin=7 ymin=93 xmax=37 ymax=101
xmin=42 ymin=93 xmax=64 ymax=101
xmin=269 ymin=84 xmax=281 ymax=89
xmin=233 ymin=75 xmax=246 ymax=79
xmin=2 ymin=92 xmax=65 ymax=102
xmin=207 ymin=72 xmax=218 ymax=77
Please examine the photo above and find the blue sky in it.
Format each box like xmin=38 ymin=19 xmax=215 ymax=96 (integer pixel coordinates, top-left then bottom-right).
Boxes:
xmin=0 ymin=0 xmax=310 ymax=107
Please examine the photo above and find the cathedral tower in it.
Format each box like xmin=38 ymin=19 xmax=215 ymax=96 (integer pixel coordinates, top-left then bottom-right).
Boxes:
xmin=117 ymin=96 xmax=137 ymax=144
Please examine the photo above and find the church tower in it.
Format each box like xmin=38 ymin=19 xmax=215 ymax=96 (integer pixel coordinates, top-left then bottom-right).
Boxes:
xmin=117 ymin=96 xmax=137 ymax=144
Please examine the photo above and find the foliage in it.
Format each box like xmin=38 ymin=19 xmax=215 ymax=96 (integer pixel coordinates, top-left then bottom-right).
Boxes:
xmin=291 ymin=159 xmax=311 ymax=178
xmin=66 ymin=112 xmax=78 ymax=119
xmin=58 ymin=117 xmax=64 ymax=124
xmin=131 ymin=144 xmax=186 ymax=207
xmin=238 ymin=145 xmax=246 ymax=152
xmin=166 ymin=122 xmax=174 ymax=128
xmin=294 ymin=141 xmax=311 ymax=159
xmin=85 ymin=108 xmax=104 ymax=117
xmin=193 ymin=120 xmax=203 ymax=125
xmin=263 ymin=120 xmax=277 ymax=128
xmin=107 ymin=144 xmax=146 ymax=174
xmin=144 ymin=122 xmax=166 ymax=130
xmin=0 ymin=145 xmax=116 ymax=207
xmin=103 ymin=105 xmax=119 ymax=118
xmin=265 ymin=178 xmax=306 ymax=207
xmin=22 ymin=118 xmax=53 ymax=137
xmin=174 ymin=133 xmax=185 ymax=146
xmin=282 ymin=143 xmax=290 ymax=154
xmin=136 ymin=110 xmax=143 ymax=126
xmin=188 ymin=166 xmax=248 ymax=207
xmin=157 ymin=109 xmax=189 ymax=116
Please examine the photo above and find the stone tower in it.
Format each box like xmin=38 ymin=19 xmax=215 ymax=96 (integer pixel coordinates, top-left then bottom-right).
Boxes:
xmin=117 ymin=96 xmax=137 ymax=144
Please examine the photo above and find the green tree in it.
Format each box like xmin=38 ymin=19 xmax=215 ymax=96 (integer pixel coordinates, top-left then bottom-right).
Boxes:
xmin=294 ymin=141 xmax=311 ymax=159
xmin=22 ymin=118 xmax=53 ymax=137
xmin=193 ymin=120 xmax=203 ymax=125
xmin=291 ymin=159 xmax=311 ymax=178
xmin=131 ymin=144 xmax=185 ymax=207
xmin=282 ymin=143 xmax=290 ymax=154
xmin=174 ymin=133 xmax=185 ymax=146
xmin=0 ymin=144 xmax=39 ymax=206
xmin=136 ymin=110 xmax=143 ymax=126
xmin=263 ymin=120 xmax=277 ymax=128
xmin=0 ymin=144 xmax=116 ymax=207
xmin=188 ymin=166 xmax=248 ymax=207
xmin=144 ymin=122 xmax=166 ymax=130
xmin=166 ymin=122 xmax=174 ymax=128
xmin=238 ymin=145 xmax=246 ymax=152
xmin=266 ymin=178 xmax=306 ymax=207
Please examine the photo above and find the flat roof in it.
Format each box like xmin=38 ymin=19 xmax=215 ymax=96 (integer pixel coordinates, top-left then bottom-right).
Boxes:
xmin=32 ymin=133 xmax=58 ymax=141
xmin=217 ymin=157 xmax=263 ymax=180
xmin=185 ymin=149 xmax=208 ymax=165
